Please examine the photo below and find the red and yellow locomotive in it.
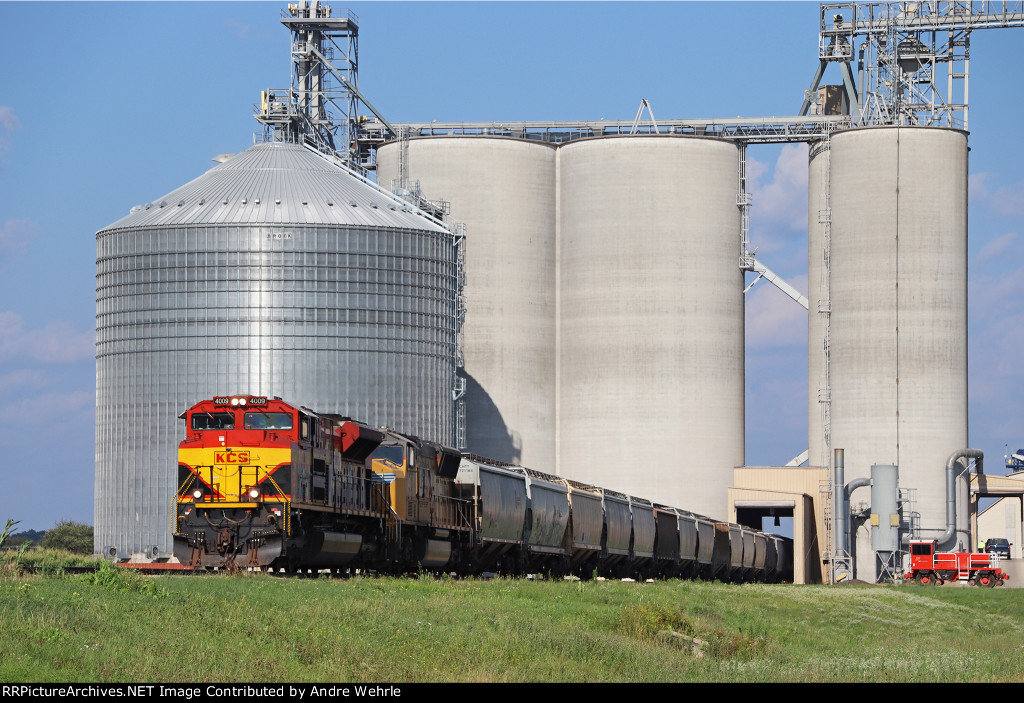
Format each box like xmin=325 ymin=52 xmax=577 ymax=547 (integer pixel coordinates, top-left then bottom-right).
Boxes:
xmin=173 ymin=395 xmax=468 ymax=572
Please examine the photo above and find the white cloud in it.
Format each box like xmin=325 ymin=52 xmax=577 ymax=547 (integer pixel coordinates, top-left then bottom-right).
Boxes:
xmin=0 ymin=390 xmax=93 ymax=425
xmin=745 ymin=274 xmax=809 ymax=350
xmin=0 ymin=218 xmax=39 ymax=267
xmin=970 ymin=172 xmax=1024 ymax=218
xmin=0 ymin=311 xmax=94 ymax=364
xmin=0 ymin=106 xmax=19 ymax=156
xmin=975 ymin=232 xmax=1022 ymax=265
xmin=750 ymin=143 xmax=809 ymax=232
xmin=224 ymin=18 xmax=254 ymax=40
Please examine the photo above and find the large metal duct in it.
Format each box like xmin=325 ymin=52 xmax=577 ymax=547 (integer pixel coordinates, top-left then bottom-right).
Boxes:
xmin=95 ymin=141 xmax=459 ymax=555
xmin=824 ymin=126 xmax=968 ymax=578
xmin=377 ymin=137 xmax=557 ymax=471
xmin=556 ymin=136 xmax=744 ymax=518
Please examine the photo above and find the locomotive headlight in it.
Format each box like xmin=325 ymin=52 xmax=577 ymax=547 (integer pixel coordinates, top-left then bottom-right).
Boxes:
xmin=238 ymin=398 xmax=247 ymax=406
xmin=192 ymin=489 xmax=203 ymax=500
xmin=249 ymin=488 xmax=260 ymax=499
xmin=230 ymin=398 xmax=239 ymax=406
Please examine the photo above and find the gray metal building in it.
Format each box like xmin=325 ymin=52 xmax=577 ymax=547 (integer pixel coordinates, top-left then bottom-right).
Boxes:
xmin=95 ymin=141 xmax=460 ymax=555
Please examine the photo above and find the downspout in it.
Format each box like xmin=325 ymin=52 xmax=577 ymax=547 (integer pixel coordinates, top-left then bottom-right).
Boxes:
xmin=934 ymin=449 xmax=983 ymax=552
xmin=844 ymin=477 xmax=873 ymax=558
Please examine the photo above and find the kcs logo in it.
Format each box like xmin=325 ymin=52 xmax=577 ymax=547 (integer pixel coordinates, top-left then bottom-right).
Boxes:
xmin=215 ymin=451 xmax=250 ymax=464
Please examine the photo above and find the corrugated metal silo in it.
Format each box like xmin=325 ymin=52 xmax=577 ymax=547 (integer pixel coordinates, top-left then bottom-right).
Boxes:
xmin=377 ymin=137 xmax=557 ymax=472
xmin=556 ymin=136 xmax=744 ymax=518
xmin=826 ymin=126 xmax=969 ymax=575
xmin=95 ymin=141 xmax=459 ymax=555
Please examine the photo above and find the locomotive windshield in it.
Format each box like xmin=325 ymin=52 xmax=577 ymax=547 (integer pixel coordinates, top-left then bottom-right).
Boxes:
xmin=191 ymin=412 xmax=235 ymax=430
xmin=371 ymin=444 xmax=405 ymax=466
xmin=244 ymin=412 xmax=293 ymax=430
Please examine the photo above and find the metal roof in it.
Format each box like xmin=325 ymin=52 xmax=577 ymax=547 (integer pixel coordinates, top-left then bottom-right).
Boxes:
xmin=100 ymin=141 xmax=447 ymax=232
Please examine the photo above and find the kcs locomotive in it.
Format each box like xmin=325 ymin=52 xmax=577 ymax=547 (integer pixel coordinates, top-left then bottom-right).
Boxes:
xmin=173 ymin=395 xmax=791 ymax=581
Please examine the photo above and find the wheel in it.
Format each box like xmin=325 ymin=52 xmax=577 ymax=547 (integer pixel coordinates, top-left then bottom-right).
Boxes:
xmin=916 ymin=572 xmax=936 ymax=586
xmin=976 ymin=572 xmax=997 ymax=588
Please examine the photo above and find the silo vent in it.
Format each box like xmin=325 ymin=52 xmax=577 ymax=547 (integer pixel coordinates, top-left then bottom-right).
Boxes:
xmin=254 ymin=198 xmax=261 ymax=205
xmin=242 ymin=198 xmax=248 ymax=205
xmin=350 ymin=201 xmax=358 ymax=207
xmin=158 ymin=201 xmax=167 ymax=208
xmin=327 ymin=200 xmax=334 ymax=206
xmin=198 ymin=198 xmax=206 ymax=205
xmin=176 ymin=200 xmax=185 ymax=207
xmin=276 ymin=198 xmax=281 ymax=205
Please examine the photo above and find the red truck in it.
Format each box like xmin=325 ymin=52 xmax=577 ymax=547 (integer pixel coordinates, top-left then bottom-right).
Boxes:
xmin=906 ymin=540 xmax=1009 ymax=587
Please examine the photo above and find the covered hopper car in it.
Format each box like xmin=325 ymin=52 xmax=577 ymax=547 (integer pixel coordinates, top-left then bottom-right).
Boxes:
xmin=173 ymin=396 xmax=792 ymax=581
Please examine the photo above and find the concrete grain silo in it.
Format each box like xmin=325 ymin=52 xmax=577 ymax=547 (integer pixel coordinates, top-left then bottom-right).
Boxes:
xmin=95 ymin=141 xmax=460 ymax=555
xmin=557 ymin=136 xmax=744 ymax=517
xmin=377 ymin=137 xmax=557 ymax=471
xmin=807 ymin=140 xmax=829 ymax=470
xmin=809 ymin=127 xmax=969 ymax=578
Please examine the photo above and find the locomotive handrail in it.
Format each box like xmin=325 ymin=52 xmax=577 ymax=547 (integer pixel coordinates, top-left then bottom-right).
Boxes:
xmin=262 ymin=473 xmax=291 ymax=536
xmin=172 ymin=473 xmax=198 ymax=533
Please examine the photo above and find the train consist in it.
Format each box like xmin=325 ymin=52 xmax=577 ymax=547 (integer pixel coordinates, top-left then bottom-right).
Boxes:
xmin=174 ymin=395 xmax=792 ymax=581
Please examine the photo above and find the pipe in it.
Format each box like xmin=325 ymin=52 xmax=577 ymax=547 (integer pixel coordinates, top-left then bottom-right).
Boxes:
xmin=834 ymin=449 xmax=845 ymax=561
xmin=934 ymin=449 xmax=983 ymax=552
xmin=835 ymin=448 xmax=876 ymax=562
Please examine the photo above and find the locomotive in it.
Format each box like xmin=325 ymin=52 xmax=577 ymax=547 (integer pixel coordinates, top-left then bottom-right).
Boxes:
xmin=905 ymin=540 xmax=1009 ymax=587
xmin=173 ymin=395 xmax=792 ymax=581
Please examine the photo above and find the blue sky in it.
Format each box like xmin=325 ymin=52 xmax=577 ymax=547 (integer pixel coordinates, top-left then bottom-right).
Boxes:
xmin=0 ymin=2 xmax=1021 ymax=531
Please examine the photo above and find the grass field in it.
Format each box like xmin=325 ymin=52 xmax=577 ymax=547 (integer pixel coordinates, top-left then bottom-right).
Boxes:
xmin=1 ymin=559 xmax=1022 ymax=683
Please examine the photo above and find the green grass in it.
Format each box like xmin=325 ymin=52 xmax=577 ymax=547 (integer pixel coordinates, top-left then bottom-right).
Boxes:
xmin=1 ymin=564 xmax=1022 ymax=682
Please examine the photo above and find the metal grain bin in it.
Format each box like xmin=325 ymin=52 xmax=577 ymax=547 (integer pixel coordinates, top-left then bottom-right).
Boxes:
xmin=95 ymin=142 xmax=460 ymax=555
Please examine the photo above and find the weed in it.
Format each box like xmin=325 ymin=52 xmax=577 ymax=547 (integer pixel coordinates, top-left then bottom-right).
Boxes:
xmin=81 ymin=562 xmax=165 ymax=598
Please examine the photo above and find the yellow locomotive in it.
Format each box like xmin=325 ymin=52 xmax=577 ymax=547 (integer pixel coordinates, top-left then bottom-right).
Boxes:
xmin=173 ymin=395 xmax=467 ymax=572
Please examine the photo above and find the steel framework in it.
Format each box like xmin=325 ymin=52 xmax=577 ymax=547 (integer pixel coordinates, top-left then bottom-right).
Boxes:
xmin=803 ymin=1 xmax=1024 ymax=128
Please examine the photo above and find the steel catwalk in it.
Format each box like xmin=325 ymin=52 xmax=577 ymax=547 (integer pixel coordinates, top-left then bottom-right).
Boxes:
xmin=95 ymin=141 xmax=459 ymax=555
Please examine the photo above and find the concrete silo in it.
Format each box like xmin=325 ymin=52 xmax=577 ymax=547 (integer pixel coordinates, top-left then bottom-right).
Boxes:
xmin=811 ymin=127 xmax=969 ymax=578
xmin=557 ymin=136 xmax=744 ymax=517
xmin=95 ymin=141 xmax=460 ymax=555
xmin=807 ymin=140 xmax=829 ymax=470
xmin=377 ymin=137 xmax=557 ymax=471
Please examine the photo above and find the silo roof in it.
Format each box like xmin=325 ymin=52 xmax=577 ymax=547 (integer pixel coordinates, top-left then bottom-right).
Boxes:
xmin=100 ymin=141 xmax=447 ymax=233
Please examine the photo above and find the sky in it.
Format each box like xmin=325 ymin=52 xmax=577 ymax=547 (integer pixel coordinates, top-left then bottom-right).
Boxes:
xmin=0 ymin=2 xmax=1021 ymax=532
